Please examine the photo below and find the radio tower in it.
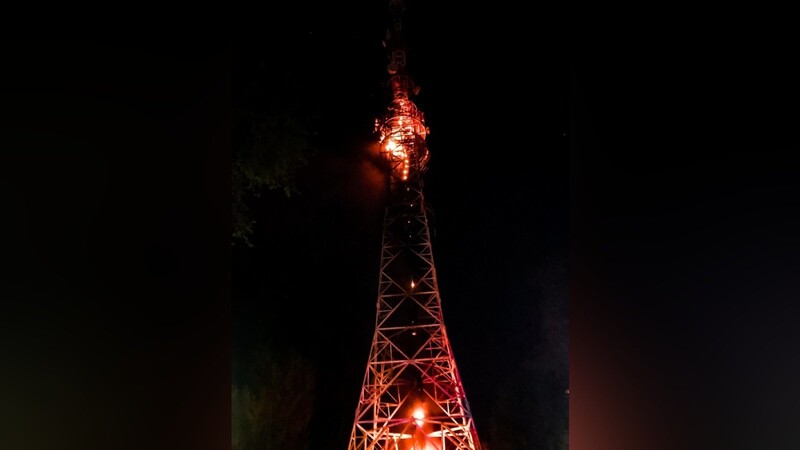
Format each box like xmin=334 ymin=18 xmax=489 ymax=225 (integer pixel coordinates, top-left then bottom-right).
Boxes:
xmin=347 ymin=1 xmax=482 ymax=449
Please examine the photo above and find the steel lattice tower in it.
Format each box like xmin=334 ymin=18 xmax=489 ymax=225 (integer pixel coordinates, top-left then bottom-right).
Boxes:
xmin=347 ymin=1 xmax=481 ymax=449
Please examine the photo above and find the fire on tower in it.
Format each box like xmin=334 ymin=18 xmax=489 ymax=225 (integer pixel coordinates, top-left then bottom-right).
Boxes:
xmin=347 ymin=1 xmax=482 ymax=449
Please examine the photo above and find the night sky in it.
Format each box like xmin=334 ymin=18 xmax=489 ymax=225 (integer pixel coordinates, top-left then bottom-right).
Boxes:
xmin=3 ymin=5 xmax=800 ymax=450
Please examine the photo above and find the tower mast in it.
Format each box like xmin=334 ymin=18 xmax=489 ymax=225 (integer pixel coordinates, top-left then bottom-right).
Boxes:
xmin=347 ymin=1 xmax=482 ymax=449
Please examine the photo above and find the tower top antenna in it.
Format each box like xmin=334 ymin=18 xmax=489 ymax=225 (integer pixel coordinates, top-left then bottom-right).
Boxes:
xmin=376 ymin=0 xmax=429 ymax=182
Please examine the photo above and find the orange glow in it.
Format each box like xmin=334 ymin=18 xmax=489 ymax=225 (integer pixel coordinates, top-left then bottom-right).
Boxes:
xmin=412 ymin=406 xmax=425 ymax=427
xmin=382 ymin=138 xmax=395 ymax=153
xmin=380 ymin=135 xmax=412 ymax=181
xmin=377 ymin=96 xmax=429 ymax=182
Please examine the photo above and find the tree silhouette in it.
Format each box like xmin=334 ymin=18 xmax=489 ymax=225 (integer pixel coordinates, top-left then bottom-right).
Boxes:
xmin=232 ymin=48 xmax=319 ymax=247
xmin=232 ymin=343 xmax=316 ymax=450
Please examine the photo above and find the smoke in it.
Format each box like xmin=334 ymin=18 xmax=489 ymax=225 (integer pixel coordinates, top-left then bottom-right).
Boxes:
xmin=298 ymin=137 xmax=388 ymax=232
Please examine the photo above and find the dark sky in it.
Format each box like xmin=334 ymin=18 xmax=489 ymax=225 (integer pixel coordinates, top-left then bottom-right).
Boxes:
xmin=3 ymin=5 xmax=800 ymax=450
xmin=569 ymin=13 xmax=800 ymax=450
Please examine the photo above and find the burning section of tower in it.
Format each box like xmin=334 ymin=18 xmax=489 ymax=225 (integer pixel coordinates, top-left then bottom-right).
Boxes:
xmin=347 ymin=1 xmax=482 ymax=449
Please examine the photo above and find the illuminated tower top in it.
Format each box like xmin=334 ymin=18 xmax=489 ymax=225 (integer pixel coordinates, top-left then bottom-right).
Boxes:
xmin=375 ymin=0 xmax=430 ymax=183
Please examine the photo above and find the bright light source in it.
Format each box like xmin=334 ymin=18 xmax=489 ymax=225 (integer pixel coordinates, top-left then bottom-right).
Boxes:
xmin=412 ymin=406 xmax=425 ymax=427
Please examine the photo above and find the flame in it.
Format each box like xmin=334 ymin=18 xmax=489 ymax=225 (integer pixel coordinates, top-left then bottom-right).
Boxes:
xmin=377 ymin=96 xmax=428 ymax=182
xmin=412 ymin=406 xmax=425 ymax=427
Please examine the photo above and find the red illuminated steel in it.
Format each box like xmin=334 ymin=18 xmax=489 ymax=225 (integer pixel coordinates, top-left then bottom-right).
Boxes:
xmin=348 ymin=1 xmax=481 ymax=449
xmin=377 ymin=96 xmax=429 ymax=182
